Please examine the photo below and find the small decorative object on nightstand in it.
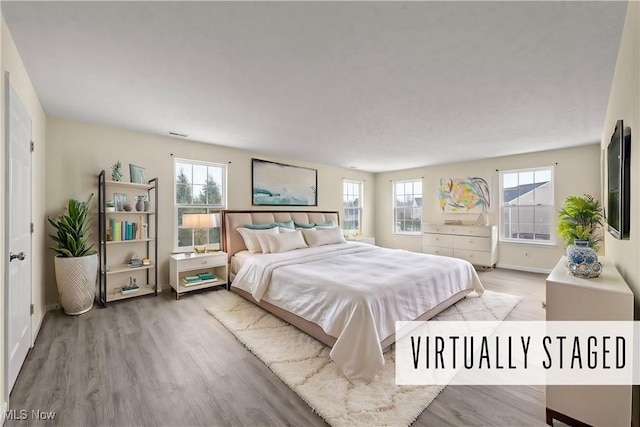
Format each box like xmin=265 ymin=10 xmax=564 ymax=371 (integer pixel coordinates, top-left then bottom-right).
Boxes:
xmin=169 ymin=251 xmax=228 ymax=300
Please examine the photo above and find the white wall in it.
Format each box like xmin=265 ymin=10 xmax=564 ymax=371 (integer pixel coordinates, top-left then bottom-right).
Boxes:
xmin=375 ymin=144 xmax=601 ymax=273
xmin=0 ymin=15 xmax=47 ymax=418
xmin=45 ymin=117 xmax=375 ymax=305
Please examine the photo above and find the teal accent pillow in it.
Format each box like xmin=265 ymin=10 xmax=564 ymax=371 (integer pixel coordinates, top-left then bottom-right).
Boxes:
xmin=314 ymin=221 xmax=335 ymax=227
xmin=244 ymin=222 xmax=276 ymax=230
xmin=294 ymin=221 xmax=315 ymax=229
xmin=274 ymin=220 xmax=295 ymax=229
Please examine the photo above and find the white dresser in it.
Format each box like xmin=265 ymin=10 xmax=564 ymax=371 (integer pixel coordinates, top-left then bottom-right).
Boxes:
xmin=545 ymin=256 xmax=633 ymax=427
xmin=422 ymin=224 xmax=498 ymax=268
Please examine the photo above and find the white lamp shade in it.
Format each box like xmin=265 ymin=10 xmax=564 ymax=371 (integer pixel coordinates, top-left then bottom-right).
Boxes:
xmin=182 ymin=213 xmax=217 ymax=228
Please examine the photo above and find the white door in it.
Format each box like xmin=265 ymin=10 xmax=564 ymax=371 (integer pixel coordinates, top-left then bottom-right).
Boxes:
xmin=5 ymin=78 xmax=32 ymax=394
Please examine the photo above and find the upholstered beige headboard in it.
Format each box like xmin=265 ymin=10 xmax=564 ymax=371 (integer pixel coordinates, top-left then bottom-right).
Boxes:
xmin=221 ymin=210 xmax=340 ymax=260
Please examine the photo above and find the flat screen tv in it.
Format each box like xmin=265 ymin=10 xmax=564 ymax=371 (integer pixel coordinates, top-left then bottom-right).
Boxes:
xmin=606 ymin=119 xmax=631 ymax=239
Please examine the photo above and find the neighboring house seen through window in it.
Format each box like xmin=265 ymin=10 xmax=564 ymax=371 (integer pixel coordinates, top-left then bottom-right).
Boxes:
xmin=499 ymin=167 xmax=555 ymax=244
xmin=174 ymin=158 xmax=227 ymax=251
xmin=393 ymin=179 xmax=422 ymax=234
xmin=343 ymin=180 xmax=362 ymax=235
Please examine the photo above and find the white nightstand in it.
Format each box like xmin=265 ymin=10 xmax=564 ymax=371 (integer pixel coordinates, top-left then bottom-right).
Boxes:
xmin=169 ymin=251 xmax=228 ymax=300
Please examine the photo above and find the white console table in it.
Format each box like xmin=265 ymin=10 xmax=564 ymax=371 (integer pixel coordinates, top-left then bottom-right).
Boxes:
xmin=545 ymin=256 xmax=633 ymax=427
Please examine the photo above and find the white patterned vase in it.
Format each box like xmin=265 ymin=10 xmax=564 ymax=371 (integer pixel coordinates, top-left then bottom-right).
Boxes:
xmin=54 ymin=254 xmax=97 ymax=315
xmin=566 ymin=240 xmax=601 ymax=279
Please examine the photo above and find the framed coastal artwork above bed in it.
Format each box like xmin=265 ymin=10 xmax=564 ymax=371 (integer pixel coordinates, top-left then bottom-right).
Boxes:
xmin=252 ymin=158 xmax=318 ymax=206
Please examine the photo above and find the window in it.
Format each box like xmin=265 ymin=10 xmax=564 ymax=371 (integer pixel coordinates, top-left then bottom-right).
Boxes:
xmin=499 ymin=167 xmax=555 ymax=244
xmin=343 ymin=180 xmax=362 ymax=234
xmin=393 ymin=179 xmax=422 ymax=234
xmin=174 ymin=158 xmax=227 ymax=251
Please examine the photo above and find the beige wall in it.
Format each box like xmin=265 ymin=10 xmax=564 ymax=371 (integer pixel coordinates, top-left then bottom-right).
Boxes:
xmin=602 ymin=0 xmax=640 ymax=314
xmin=1 ymin=16 xmax=47 ymax=415
xmin=600 ymin=4 xmax=640 ymax=425
xmin=375 ymin=144 xmax=601 ymax=273
xmin=45 ymin=117 xmax=375 ymax=304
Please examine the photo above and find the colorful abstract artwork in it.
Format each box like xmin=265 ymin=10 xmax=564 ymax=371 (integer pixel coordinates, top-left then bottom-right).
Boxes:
xmin=438 ymin=177 xmax=490 ymax=213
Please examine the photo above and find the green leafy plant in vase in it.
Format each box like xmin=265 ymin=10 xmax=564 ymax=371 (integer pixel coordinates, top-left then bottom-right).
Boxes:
xmin=557 ymin=194 xmax=603 ymax=278
xmin=47 ymin=194 xmax=98 ymax=314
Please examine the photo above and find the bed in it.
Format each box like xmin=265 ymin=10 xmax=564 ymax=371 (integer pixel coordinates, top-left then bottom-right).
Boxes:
xmin=222 ymin=210 xmax=484 ymax=385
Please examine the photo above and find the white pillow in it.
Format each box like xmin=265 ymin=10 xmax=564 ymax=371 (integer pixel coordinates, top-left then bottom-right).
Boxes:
xmin=267 ymin=230 xmax=309 ymax=253
xmin=279 ymin=227 xmax=296 ymax=233
xmin=256 ymin=232 xmax=273 ymax=253
xmin=302 ymin=227 xmax=347 ymax=247
xmin=237 ymin=227 xmax=279 ymax=253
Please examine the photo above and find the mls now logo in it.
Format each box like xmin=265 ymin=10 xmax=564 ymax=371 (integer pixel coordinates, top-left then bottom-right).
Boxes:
xmin=5 ymin=409 xmax=56 ymax=420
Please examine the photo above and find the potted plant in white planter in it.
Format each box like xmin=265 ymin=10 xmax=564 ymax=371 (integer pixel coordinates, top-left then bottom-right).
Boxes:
xmin=48 ymin=194 xmax=98 ymax=315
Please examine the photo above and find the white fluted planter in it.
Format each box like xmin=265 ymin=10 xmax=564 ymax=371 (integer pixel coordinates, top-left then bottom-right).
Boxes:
xmin=54 ymin=254 xmax=97 ymax=315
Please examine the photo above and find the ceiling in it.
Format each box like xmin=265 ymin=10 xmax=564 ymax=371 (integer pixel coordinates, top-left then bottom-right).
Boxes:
xmin=2 ymin=1 xmax=628 ymax=173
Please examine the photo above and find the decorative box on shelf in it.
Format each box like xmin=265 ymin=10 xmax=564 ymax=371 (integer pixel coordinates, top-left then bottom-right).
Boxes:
xmin=169 ymin=251 xmax=228 ymax=299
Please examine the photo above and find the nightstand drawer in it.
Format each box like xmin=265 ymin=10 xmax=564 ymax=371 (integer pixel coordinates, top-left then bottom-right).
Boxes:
xmin=179 ymin=254 xmax=226 ymax=271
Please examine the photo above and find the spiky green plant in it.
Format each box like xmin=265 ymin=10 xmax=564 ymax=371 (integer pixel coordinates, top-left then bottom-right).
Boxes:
xmin=557 ymin=195 xmax=603 ymax=252
xmin=111 ymin=160 xmax=123 ymax=181
xmin=48 ymin=194 xmax=96 ymax=257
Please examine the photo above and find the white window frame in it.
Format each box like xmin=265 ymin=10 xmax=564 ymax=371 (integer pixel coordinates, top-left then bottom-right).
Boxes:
xmin=173 ymin=158 xmax=227 ymax=252
xmin=393 ymin=179 xmax=423 ymax=235
xmin=499 ymin=166 xmax=556 ymax=245
xmin=342 ymin=180 xmax=363 ymax=235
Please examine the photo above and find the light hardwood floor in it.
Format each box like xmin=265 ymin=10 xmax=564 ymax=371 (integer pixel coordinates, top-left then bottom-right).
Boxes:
xmin=7 ymin=268 xmax=548 ymax=427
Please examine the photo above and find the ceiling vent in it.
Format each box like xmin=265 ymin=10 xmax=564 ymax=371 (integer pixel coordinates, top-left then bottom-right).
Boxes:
xmin=167 ymin=131 xmax=189 ymax=138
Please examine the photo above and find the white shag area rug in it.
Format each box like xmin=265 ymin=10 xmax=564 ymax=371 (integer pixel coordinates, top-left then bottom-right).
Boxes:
xmin=206 ymin=290 xmax=521 ymax=427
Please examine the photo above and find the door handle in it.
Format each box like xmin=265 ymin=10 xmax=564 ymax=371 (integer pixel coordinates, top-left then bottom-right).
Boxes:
xmin=9 ymin=251 xmax=25 ymax=262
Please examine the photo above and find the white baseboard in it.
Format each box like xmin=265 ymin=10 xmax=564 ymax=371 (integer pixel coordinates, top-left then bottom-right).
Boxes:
xmin=32 ymin=311 xmax=45 ymax=346
xmin=496 ymin=263 xmax=552 ymax=275
xmin=46 ymin=303 xmax=60 ymax=312
xmin=2 ymin=400 xmax=8 ymax=425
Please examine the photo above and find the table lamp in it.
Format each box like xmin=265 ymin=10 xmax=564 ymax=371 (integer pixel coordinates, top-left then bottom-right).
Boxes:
xmin=182 ymin=213 xmax=217 ymax=253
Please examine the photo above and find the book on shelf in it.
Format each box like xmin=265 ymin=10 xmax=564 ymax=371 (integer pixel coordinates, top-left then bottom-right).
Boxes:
xmin=198 ymin=273 xmax=216 ymax=281
xmin=182 ymin=277 xmax=202 ymax=287
xmin=121 ymin=284 xmax=140 ymax=295
xmin=107 ymin=220 xmax=147 ymax=242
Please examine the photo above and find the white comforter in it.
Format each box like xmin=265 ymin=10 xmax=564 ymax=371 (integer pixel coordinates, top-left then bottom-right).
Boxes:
xmin=231 ymin=242 xmax=484 ymax=384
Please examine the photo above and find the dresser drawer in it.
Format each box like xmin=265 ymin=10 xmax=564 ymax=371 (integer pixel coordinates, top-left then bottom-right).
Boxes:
xmin=453 ymin=249 xmax=492 ymax=266
xmin=453 ymin=235 xmax=491 ymax=252
xmin=423 ymin=245 xmax=454 ymax=257
xmin=449 ymin=225 xmax=492 ymax=237
xmin=179 ymin=254 xmax=226 ymax=271
xmin=423 ymin=233 xmax=454 ymax=248
xmin=422 ymin=224 xmax=457 ymax=234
